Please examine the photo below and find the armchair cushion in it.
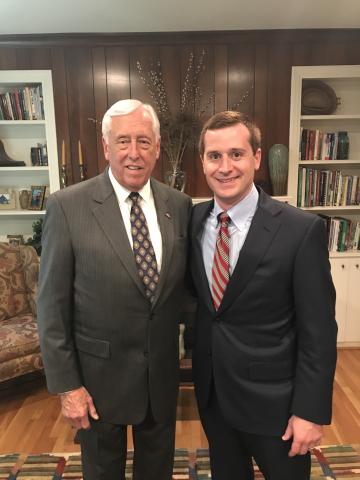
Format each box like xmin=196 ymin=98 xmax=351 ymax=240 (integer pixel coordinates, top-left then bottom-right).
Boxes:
xmin=0 ymin=313 xmax=40 ymax=363
xmin=0 ymin=243 xmax=31 ymax=321
xmin=0 ymin=242 xmax=42 ymax=383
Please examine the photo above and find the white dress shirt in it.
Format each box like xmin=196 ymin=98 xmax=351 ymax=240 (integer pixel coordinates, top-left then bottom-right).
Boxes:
xmin=201 ymin=184 xmax=259 ymax=287
xmin=109 ymin=168 xmax=163 ymax=271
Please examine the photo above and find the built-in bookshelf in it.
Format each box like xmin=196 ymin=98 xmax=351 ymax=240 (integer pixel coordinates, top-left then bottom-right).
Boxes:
xmin=288 ymin=65 xmax=360 ymax=257
xmin=0 ymin=70 xmax=60 ymax=240
xmin=288 ymin=65 xmax=360 ymax=345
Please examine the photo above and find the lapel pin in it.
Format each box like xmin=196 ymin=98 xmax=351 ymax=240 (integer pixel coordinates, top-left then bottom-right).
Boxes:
xmin=165 ymin=212 xmax=172 ymax=219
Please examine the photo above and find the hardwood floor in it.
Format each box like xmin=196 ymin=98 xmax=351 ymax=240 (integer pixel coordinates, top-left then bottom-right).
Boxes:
xmin=0 ymin=348 xmax=359 ymax=454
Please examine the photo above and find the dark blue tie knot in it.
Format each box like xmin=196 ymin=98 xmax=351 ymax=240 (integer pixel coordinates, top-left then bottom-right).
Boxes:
xmin=129 ymin=192 xmax=140 ymax=204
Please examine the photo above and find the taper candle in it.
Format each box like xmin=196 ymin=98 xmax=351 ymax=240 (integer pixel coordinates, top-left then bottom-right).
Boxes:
xmin=78 ymin=140 xmax=83 ymax=165
xmin=61 ymin=140 xmax=66 ymax=166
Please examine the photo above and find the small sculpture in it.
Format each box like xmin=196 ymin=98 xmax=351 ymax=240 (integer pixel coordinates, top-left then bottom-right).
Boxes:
xmin=0 ymin=139 xmax=26 ymax=166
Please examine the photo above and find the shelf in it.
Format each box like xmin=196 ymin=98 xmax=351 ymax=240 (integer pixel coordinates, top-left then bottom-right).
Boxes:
xmin=329 ymin=251 xmax=360 ymax=258
xmin=0 ymin=166 xmax=49 ymax=172
xmin=301 ymin=206 xmax=360 ymax=211
xmin=301 ymin=115 xmax=360 ymax=121
xmin=0 ymin=210 xmax=46 ymax=216
xmin=298 ymin=160 xmax=360 ymax=166
xmin=0 ymin=120 xmax=45 ymax=125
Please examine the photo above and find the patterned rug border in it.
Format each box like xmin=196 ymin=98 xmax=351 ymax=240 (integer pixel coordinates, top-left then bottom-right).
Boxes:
xmin=0 ymin=449 xmax=191 ymax=480
xmin=0 ymin=445 xmax=359 ymax=479
xmin=195 ymin=444 xmax=360 ymax=479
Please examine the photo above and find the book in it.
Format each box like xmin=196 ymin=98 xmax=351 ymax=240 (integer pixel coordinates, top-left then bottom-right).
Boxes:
xmin=300 ymin=128 xmax=307 ymax=160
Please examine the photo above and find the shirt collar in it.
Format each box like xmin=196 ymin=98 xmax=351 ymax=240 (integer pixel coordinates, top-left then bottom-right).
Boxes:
xmin=108 ymin=167 xmax=152 ymax=205
xmin=213 ymin=183 xmax=259 ymax=229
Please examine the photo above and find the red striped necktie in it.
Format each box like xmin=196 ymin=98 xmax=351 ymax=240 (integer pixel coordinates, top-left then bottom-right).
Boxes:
xmin=211 ymin=212 xmax=230 ymax=310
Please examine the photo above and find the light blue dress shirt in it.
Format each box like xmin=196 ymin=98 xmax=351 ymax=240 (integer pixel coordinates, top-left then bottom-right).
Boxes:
xmin=201 ymin=184 xmax=259 ymax=288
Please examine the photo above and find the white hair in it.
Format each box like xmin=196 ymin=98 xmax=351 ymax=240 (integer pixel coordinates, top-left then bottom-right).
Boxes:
xmin=102 ymin=99 xmax=160 ymax=141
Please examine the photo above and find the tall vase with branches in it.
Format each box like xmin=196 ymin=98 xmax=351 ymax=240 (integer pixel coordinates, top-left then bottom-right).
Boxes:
xmin=137 ymin=50 xmax=213 ymax=191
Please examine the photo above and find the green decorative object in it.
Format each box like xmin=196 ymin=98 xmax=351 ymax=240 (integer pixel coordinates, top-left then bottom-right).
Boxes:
xmin=268 ymin=144 xmax=289 ymax=196
xmin=337 ymin=131 xmax=349 ymax=160
xmin=25 ymin=219 xmax=43 ymax=255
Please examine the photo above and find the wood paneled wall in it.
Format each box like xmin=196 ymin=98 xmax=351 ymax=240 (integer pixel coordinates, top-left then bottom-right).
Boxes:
xmin=1 ymin=30 xmax=360 ymax=196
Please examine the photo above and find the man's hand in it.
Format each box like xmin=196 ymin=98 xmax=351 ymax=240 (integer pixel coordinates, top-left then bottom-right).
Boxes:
xmin=60 ymin=386 xmax=99 ymax=429
xmin=282 ymin=415 xmax=323 ymax=457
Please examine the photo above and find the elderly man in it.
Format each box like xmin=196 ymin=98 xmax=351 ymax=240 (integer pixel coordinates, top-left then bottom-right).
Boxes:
xmin=37 ymin=99 xmax=192 ymax=480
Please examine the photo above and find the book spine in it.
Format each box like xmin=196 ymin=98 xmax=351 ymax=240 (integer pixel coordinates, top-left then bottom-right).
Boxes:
xmin=297 ymin=168 xmax=302 ymax=207
xmin=9 ymin=92 xmax=18 ymax=120
xmin=14 ymin=90 xmax=23 ymax=120
xmin=300 ymin=129 xmax=307 ymax=160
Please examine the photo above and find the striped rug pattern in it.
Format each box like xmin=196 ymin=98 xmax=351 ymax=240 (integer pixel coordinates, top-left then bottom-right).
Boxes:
xmin=195 ymin=444 xmax=360 ymax=479
xmin=0 ymin=445 xmax=359 ymax=479
xmin=0 ymin=449 xmax=190 ymax=479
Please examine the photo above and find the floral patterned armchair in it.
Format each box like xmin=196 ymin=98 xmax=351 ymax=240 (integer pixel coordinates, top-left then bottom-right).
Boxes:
xmin=0 ymin=242 xmax=43 ymax=383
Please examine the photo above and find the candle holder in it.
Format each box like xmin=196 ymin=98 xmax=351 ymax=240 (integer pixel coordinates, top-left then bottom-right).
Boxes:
xmin=79 ymin=163 xmax=86 ymax=182
xmin=60 ymin=165 xmax=68 ymax=188
xmin=78 ymin=140 xmax=86 ymax=182
xmin=60 ymin=139 xmax=67 ymax=188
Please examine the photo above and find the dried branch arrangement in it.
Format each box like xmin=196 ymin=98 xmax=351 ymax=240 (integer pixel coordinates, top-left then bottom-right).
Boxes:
xmin=137 ymin=50 xmax=214 ymax=174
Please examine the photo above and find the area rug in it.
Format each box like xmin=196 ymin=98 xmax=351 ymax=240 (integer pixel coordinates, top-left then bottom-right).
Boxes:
xmin=1 ymin=446 xmax=359 ymax=479
xmin=0 ymin=449 xmax=190 ymax=479
xmin=195 ymin=444 xmax=360 ymax=479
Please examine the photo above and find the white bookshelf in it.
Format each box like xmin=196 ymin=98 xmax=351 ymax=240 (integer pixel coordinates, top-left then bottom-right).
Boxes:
xmin=288 ymin=65 xmax=360 ymax=346
xmin=0 ymin=70 xmax=60 ymax=240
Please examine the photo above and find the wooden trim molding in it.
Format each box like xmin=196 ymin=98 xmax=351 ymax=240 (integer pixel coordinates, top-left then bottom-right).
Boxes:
xmin=1 ymin=29 xmax=360 ymax=48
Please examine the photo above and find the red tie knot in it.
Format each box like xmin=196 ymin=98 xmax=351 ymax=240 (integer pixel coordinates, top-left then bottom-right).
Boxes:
xmin=218 ymin=212 xmax=230 ymax=227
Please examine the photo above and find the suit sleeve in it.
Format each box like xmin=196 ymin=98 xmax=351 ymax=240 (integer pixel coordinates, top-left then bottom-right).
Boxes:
xmin=291 ymin=215 xmax=337 ymax=424
xmin=37 ymin=194 xmax=82 ymax=394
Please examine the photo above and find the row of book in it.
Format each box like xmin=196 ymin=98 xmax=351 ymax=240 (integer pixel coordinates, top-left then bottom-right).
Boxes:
xmin=30 ymin=143 xmax=48 ymax=166
xmin=0 ymin=85 xmax=44 ymax=120
xmin=299 ymin=128 xmax=348 ymax=161
xmin=297 ymin=168 xmax=360 ymax=208
xmin=319 ymin=215 xmax=360 ymax=252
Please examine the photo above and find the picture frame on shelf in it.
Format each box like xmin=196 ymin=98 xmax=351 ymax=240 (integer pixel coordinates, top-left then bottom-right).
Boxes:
xmin=28 ymin=185 xmax=46 ymax=210
xmin=0 ymin=188 xmax=16 ymax=209
xmin=7 ymin=234 xmax=24 ymax=246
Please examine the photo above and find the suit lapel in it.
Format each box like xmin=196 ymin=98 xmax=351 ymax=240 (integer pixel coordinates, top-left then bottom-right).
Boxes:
xmin=219 ymin=190 xmax=282 ymax=313
xmin=150 ymin=178 xmax=174 ymax=307
xmin=192 ymin=200 xmax=215 ymax=314
xmin=91 ymin=170 xmax=145 ymax=298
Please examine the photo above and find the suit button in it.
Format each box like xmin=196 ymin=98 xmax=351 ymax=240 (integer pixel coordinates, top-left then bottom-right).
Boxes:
xmin=143 ymin=350 xmax=148 ymax=358
xmin=208 ymin=349 xmax=212 ymax=357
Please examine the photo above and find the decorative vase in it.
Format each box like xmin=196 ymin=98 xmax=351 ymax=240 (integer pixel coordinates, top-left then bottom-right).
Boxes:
xmin=19 ymin=189 xmax=31 ymax=209
xmin=337 ymin=131 xmax=349 ymax=160
xmin=164 ymin=170 xmax=186 ymax=192
xmin=268 ymin=144 xmax=289 ymax=196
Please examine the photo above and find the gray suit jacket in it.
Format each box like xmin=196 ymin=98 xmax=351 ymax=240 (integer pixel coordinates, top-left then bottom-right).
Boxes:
xmin=37 ymin=169 xmax=192 ymax=425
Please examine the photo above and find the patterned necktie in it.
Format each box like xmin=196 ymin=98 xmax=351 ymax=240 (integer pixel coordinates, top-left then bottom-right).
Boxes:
xmin=211 ymin=212 xmax=230 ymax=310
xmin=129 ymin=192 xmax=159 ymax=303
